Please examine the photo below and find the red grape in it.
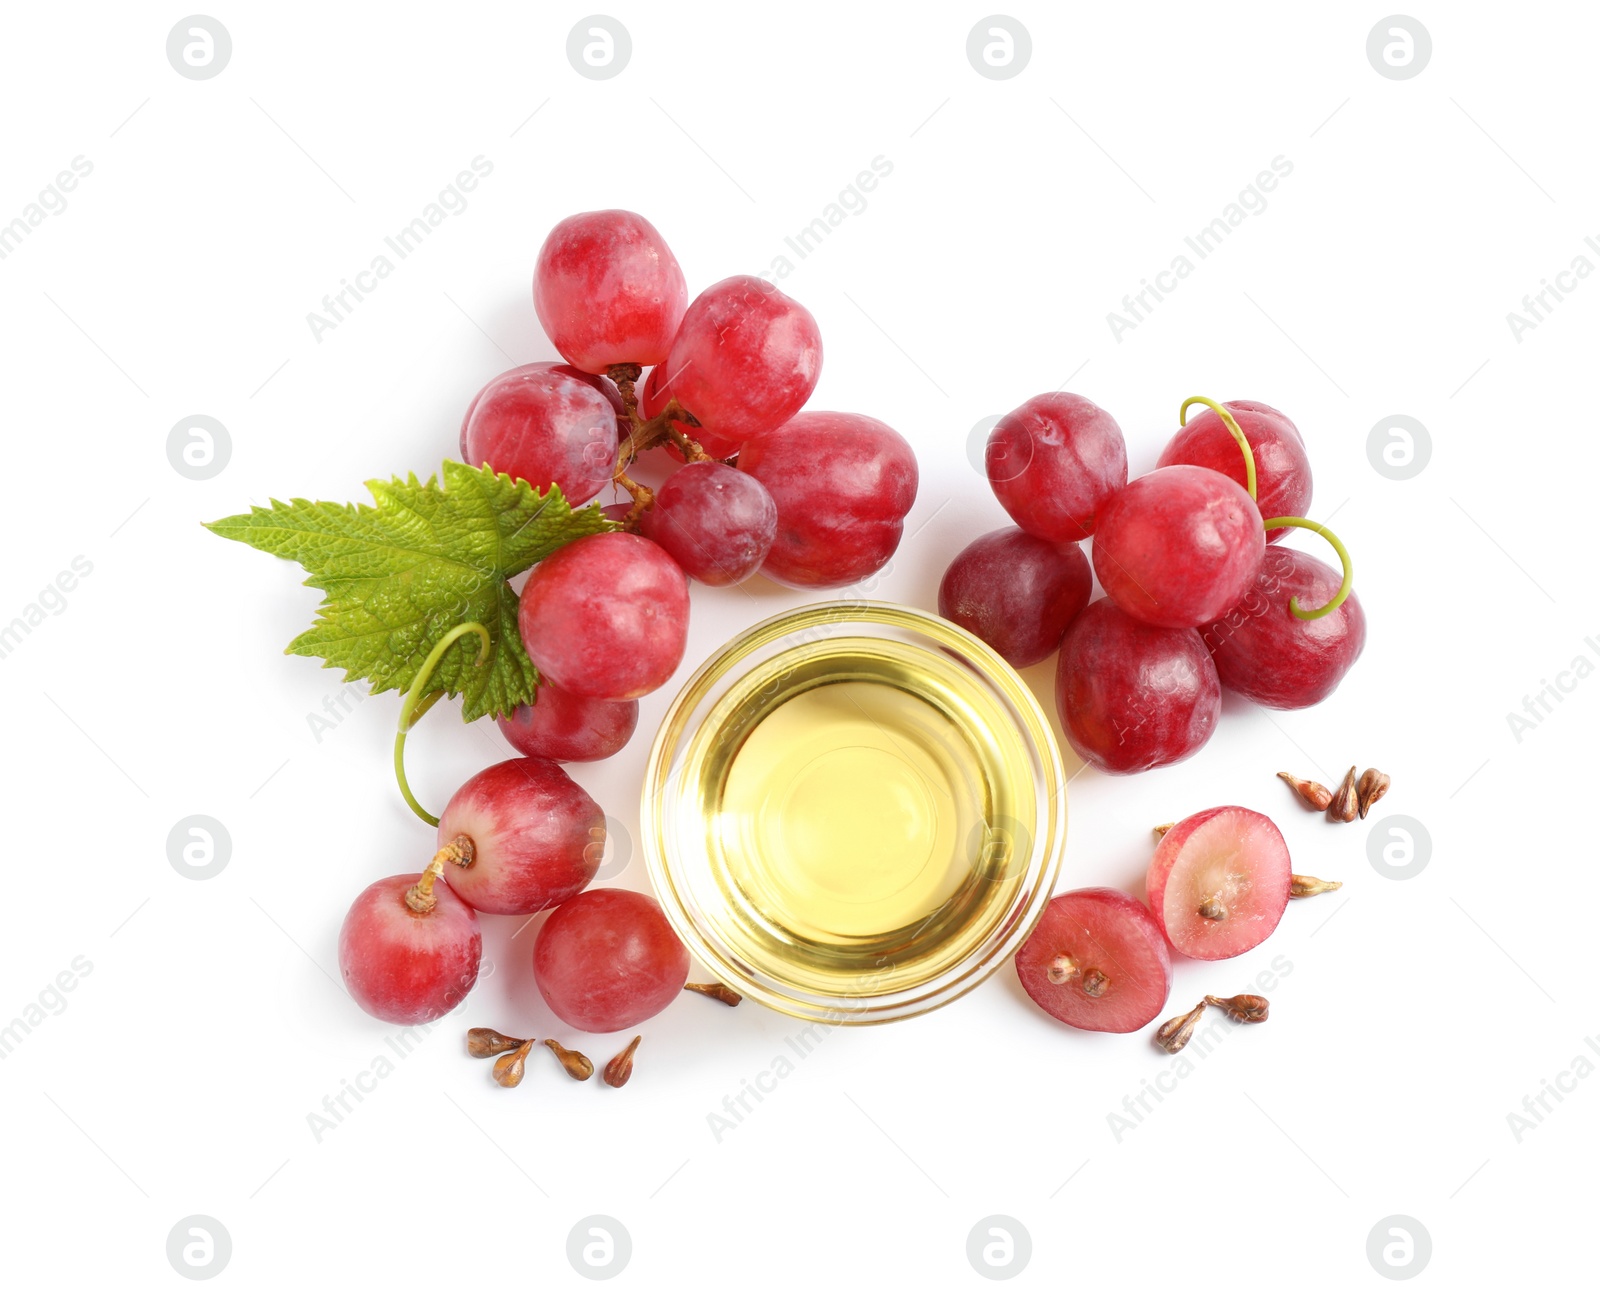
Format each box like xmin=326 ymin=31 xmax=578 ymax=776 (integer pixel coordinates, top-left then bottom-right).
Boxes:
xmin=460 ymin=363 xmax=618 ymax=504
xmin=533 ymin=889 xmax=689 ymax=1033
xmin=518 ymin=533 xmax=690 ymax=699
xmin=641 ymin=364 xmax=741 ymax=460
xmin=937 ymin=527 xmax=1092 ymax=668
xmin=533 ymin=210 xmax=688 ymax=373
xmin=339 ymin=874 xmax=481 ymax=1024
xmin=663 ymin=275 xmax=822 ymax=446
xmin=436 ymin=758 xmax=604 ymax=915
xmin=497 ymin=682 xmax=639 ymax=762
xmin=1014 ymin=888 xmax=1172 ymax=1032
xmin=1146 ymin=807 xmax=1291 ymax=960
xmin=1055 ymin=599 xmax=1220 ymax=774
xmin=1202 ymin=548 xmax=1366 ymax=708
xmin=1092 ymin=465 xmax=1265 ymax=628
xmin=739 ymin=411 xmax=917 ymax=587
xmin=1156 ymin=399 xmax=1311 ymax=543
xmin=986 ymin=393 xmax=1128 ymax=543
xmin=639 ymin=461 xmax=777 ymax=586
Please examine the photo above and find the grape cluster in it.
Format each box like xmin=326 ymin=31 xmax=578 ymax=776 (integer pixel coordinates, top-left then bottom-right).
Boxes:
xmin=339 ymin=209 xmax=924 ymax=1035
xmin=946 ymin=393 xmax=1364 ymax=774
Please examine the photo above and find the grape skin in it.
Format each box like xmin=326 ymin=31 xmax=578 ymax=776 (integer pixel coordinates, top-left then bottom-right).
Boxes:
xmin=533 ymin=210 xmax=688 ymax=374
xmin=518 ymin=533 xmax=690 ymax=700
xmin=986 ymin=393 xmax=1128 ymax=543
xmin=1091 ymin=465 xmax=1265 ymax=629
xmin=497 ymin=682 xmax=639 ymax=762
xmin=436 ymin=758 xmax=604 ymax=915
xmin=460 ymin=363 xmax=620 ymax=504
xmin=1055 ymin=599 xmax=1221 ymax=774
xmin=739 ymin=411 xmax=917 ymax=588
xmin=664 ymin=275 xmax=822 ymax=446
xmin=338 ymin=875 xmax=481 ymax=1024
xmin=533 ymin=889 xmax=690 ymax=1033
xmin=1014 ymin=888 xmax=1171 ymax=1033
xmin=1156 ymin=399 xmax=1312 ymax=543
xmin=938 ymin=527 xmax=1091 ymax=668
xmin=639 ymin=461 xmax=777 ymax=586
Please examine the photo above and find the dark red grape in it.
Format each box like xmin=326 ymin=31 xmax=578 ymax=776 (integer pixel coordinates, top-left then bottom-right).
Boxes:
xmin=436 ymin=758 xmax=603 ymax=915
xmin=1202 ymin=548 xmax=1366 ymax=708
xmin=1092 ymin=466 xmax=1265 ymax=628
xmin=1055 ymin=599 xmax=1220 ymax=774
xmin=739 ymin=411 xmax=917 ymax=588
xmin=460 ymin=364 xmax=618 ymax=504
xmin=986 ymin=393 xmax=1128 ymax=543
xmin=533 ymin=889 xmax=689 ymax=1033
xmin=640 ymin=461 xmax=777 ymax=586
xmin=497 ymin=682 xmax=639 ymax=762
xmin=937 ymin=527 xmax=1091 ymax=668
xmin=1156 ymin=399 xmax=1311 ymax=543
xmin=339 ymin=874 xmax=481 ymax=1024
xmin=518 ymin=533 xmax=690 ymax=700
xmin=533 ymin=210 xmax=687 ymax=373
xmin=1015 ymin=888 xmax=1171 ymax=1032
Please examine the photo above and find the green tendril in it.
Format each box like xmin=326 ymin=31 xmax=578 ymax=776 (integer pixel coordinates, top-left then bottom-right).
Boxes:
xmin=1180 ymin=396 xmax=1256 ymax=501
xmin=1259 ymin=517 xmax=1353 ymax=621
xmin=392 ymin=621 xmax=491 ymax=826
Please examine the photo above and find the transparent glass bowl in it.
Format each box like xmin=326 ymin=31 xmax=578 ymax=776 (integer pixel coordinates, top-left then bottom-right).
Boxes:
xmin=642 ymin=601 xmax=1066 ymax=1025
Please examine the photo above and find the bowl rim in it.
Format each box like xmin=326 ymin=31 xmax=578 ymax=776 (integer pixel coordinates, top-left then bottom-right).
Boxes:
xmin=640 ymin=599 xmax=1067 ymax=1025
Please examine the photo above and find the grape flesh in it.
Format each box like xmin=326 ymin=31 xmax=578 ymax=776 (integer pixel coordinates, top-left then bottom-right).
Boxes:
xmin=1092 ymin=465 xmax=1265 ymax=628
xmin=1055 ymin=599 xmax=1220 ymax=774
xmin=1014 ymin=888 xmax=1172 ymax=1033
xmin=435 ymin=758 xmax=604 ymax=915
xmin=1202 ymin=548 xmax=1366 ymax=708
xmin=533 ymin=210 xmax=687 ymax=374
xmin=533 ymin=889 xmax=690 ymax=1032
xmin=639 ymin=461 xmax=777 ymax=586
xmin=518 ymin=533 xmax=690 ymax=700
xmin=1156 ymin=399 xmax=1312 ymax=543
xmin=460 ymin=363 xmax=619 ymax=504
xmin=1146 ymin=807 xmax=1291 ymax=960
xmin=663 ymin=275 xmax=822 ymax=447
xmin=938 ymin=527 xmax=1092 ymax=668
xmin=986 ymin=393 xmax=1128 ymax=543
xmin=641 ymin=364 xmax=741 ymax=460
xmin=338 ymin=875 xmax=481 ymax=1024
xmin=739 ymin=411 xmax=918 ymax=588
xmin=497 ymin=682 xmax=639 ymax=762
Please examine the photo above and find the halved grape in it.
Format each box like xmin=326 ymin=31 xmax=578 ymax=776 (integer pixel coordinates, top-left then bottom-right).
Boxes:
xmin=533 ymin=889 xmax=690 ymax=1033
xmin=1014 ymin=888 xmax=1172 ymax=1032
xmin=1146 ymin=807 xmax=1291 ymax=960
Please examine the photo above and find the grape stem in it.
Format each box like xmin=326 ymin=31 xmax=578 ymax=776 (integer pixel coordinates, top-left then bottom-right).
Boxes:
xmin=605 ymin=363 xmax=713 ymax=527
xmin=393 ymin=621 xmax=491 ymax=827
xmin=405 ymin=835 xmax=475 ymax=914
xmin=1258 ymin=516 xmax=1354 ymax=620
xmin=1180 ymin=396 xmax=1256 ymax=500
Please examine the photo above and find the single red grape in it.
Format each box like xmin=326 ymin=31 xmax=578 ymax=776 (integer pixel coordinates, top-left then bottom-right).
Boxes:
xmin=663 ymin=275 xmax=822 ymax=446
xmin=533 ymin=210 xmax=688 ymax=373
xmin=1014 ymin=888 xmax=1172 ymax=1033
xmin=639 ymin=461 xmax=777 ymax=585
xmin=436 ymin=758 xmax=604 ymax=915
xmin=1202 ymin=548 xmax=1366 ymax=708
xmin=1055 ymin=599 xmax=1220 ymax=774
xmin=497 ymin=682 xmax=639 ymax=762
xmin=533 ymin=889 xmax=690 ymax=1033
xmin=938 ymin=527 xmax=1092 ymax=668
xmin=460 ymin=363 xmax=618 ymax=504
xmin=1156 ymin=399 xmax=1311 ymax=543
xmin=641 ymin=364 xmax=741 ymax=460
xmin=739 ymin=411 xmax=917 ymax=588
xmin=1146 ymin=807 xmax=1291 ymax=959
xmin=986 ymin=393 xmax=1128 ymax=543
xmin=1092 ymin=465 xmax=1265 ymax=628
xmin=518 ymin=533 xmax=690 ymax=700
xmin=339 ymin=874 xmax=481 ymax=1024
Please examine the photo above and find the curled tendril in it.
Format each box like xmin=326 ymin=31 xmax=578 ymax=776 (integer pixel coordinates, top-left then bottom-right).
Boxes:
xmin=1179 ymin=396 xmax=1256 ymax=501
xmin=1259 ymin=517 xmax=1353 ymax=620
xmin=392 ymin=621 xmax=491 ymax=826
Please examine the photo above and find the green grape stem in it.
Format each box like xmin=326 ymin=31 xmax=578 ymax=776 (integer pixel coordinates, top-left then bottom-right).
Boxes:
xmin=392 ymin=621 xmax=492 ymax=827
xmin=1179 ymin=395 xmax=1257 ymax=501
xmin=1259 ymin=517 xmax=1354 ymax=621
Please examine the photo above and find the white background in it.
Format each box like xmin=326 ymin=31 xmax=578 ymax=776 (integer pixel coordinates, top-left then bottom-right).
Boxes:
xmin=1 ymin=2 xmax=1594 ymax=1291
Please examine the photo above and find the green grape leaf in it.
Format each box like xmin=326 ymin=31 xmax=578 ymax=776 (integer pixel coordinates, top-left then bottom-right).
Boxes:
xmin=205 ymin=460 xmax=615 ymax=721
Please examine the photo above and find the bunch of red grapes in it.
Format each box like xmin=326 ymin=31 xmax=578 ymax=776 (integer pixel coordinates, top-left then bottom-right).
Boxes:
xmin=941 ymin=392 xmax=1366 ymax=773
xmin=342 ymin=209 xmax=919 ymax=1030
